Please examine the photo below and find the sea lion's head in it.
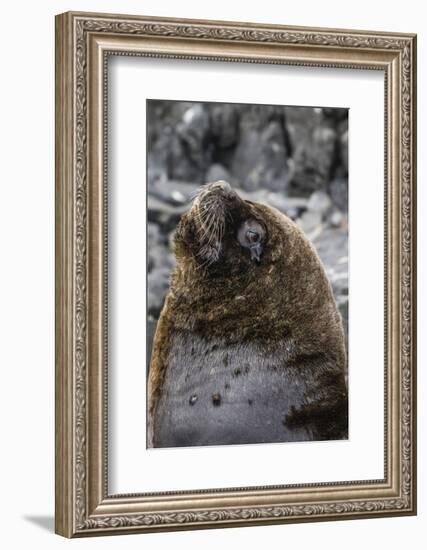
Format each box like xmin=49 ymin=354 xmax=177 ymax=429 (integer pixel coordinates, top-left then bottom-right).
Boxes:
xmin=169 ymin=180 xmax=341 ymax=347
xmin=174 ymin=180 xmax=287 ymax=277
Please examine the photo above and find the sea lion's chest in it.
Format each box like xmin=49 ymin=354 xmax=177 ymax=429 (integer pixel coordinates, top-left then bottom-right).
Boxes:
xmin=152 ymin=330 xmax=313 ymax=447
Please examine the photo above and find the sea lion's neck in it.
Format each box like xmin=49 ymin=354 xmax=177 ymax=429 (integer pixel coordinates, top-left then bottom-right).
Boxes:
xmin=163 ymin=264 xmax=284 ymax=343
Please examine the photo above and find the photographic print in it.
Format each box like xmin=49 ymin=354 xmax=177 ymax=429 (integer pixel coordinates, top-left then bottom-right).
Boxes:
xmin=146 ymin=99 xmax=349 ymax=448
xmin=56 ymin=12 xmax=416 ymax=536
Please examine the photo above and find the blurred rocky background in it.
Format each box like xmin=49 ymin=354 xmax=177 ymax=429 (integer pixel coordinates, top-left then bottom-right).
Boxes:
xmin=147 ymin=100 xmax=349 ymax=366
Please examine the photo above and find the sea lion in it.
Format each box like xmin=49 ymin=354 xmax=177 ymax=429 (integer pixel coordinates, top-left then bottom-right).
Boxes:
xmin=147 ymin=181 xmax=348 ymax=448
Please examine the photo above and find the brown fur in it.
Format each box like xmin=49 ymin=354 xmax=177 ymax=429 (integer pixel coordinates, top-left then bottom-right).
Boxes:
xmin=148 ymin=182 xmax=347 ymax=441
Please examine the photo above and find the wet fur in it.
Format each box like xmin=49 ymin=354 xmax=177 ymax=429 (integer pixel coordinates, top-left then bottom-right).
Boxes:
xmin=148 ymin=182 xmax=347 ymax=447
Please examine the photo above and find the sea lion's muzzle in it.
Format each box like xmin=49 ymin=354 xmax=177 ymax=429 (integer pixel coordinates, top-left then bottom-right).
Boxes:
xmin=189 ymin=181 xmax=230 ymax=267
xmin=189 ymin=181 xmax=267 ymax=268
xmin=196 ymin=180 xmax=237 ymax=207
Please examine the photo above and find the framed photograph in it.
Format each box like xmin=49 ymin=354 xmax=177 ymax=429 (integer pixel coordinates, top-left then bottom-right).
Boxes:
xmin=55 ymin=11 xmax=417 ymax=537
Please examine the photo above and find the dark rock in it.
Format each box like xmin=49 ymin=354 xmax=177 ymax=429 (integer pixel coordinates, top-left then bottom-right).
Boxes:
xmin=231 ymin=121 xmax=288 ymax=192
xmin=167 ymin=133 xmax=206 ymax=183
xmin=285 ymin=107 xmax=337 ymax=196
xmin=208 ymin=103 xmax=239 ymax=149
xmin=328 ymin=176 xmax=349 ymax=212
xmin=147 ymin=100 xmax=180 ymax=146
xmin=322 ymin=107 xmax=348 ymax=125
xmin=150 ymin=103 xmax=213 ymax=184
xmin=239 ymin=104 xmax=285 ymax=133
xmin=231 ymin=129 xmax=261 ymax=191
xmin=174 ymin=104 xmax=212 ymax=182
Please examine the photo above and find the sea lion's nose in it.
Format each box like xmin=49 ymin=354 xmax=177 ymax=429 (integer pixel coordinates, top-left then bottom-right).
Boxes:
xmin=210 ymin=180 xmax=236 ymax=200
xmin=215 ymin=180 xmax=231 ymax=192
xmin=206 ymin=180 xmax=231 ymax=193
xmin=201 ymin=180 xmax=237 ymax=204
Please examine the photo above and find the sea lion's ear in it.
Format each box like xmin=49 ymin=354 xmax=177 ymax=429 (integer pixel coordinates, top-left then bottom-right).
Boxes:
xmin=250 ymin=243 xmax=263 ymax=262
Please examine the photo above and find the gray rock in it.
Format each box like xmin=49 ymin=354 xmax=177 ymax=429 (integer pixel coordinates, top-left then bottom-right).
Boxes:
xmin=147 ymin=222 xmax=162 ymax=247
xmin=284 ymin=205 xmax=307 ymax=221
xmin=232 ymin=121 xmax=288 ymax=192
xmin=297 ymin=210 xmax=322 ymax=234
xmin=264 ymin=193 xmax=308 ymax=217
xmin=329 ymin=210 xmax=345 ymax=228
xmin=147 ymin=224 xmax=165 ymax=272
xmin=239 ymin=189 xmax=308 ymax=219
xmin=149 ymin=179 xmax=200 ymax=206
xmin=147 ymin=99 xmax=190 ymax=144
xmin=239 ymin=104 xmax=285 ymax=133
xmin=153 ymin=104 xmax=212 ymax=184
xmin=167 ymin=133 xmax=207 ymax=184
xmin=312 ymin=226 xmax=348 ymax=358
xmin=307 ymin=190 xmax=332 ymax=219
xmin=148 ymin=244 xmax=175 ymax=274
xmin=148 ymin=127 xmax=174 ymax=176
xmin=340 ymin=129 xmax=348 ymax=174
xmin=231 ymin=130 xmax=261 ymax=191
xmin=176 ymin=104 xmax=211 ymax=173
xmin=206 ymin=163 xmax=233 ymax=184
xmin=147 ymin=162 xmax=167 ymax=189
xmin=147 ymin=101 xmax=348 ymax=201
xmin=322 ymin=107 xmax=349 ymax=124
xmin=314 ymin=227 xmax=348 ymax=267
xmin=328 ymin=176 xmax=349 ymax=212
xmin=147 ymin=195 xmax=188 ymax=233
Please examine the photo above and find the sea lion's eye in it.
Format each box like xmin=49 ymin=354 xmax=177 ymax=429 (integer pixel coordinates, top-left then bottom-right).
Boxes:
xmin=246 ymin=230 xmax=260 ymax=244
xmin=237 ymin=219 xmax=265 ymax=262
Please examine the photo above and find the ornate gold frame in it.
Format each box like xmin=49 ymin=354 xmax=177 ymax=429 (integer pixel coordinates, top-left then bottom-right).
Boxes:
xmin=55 ymin=11 xmax=417 ymax=537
